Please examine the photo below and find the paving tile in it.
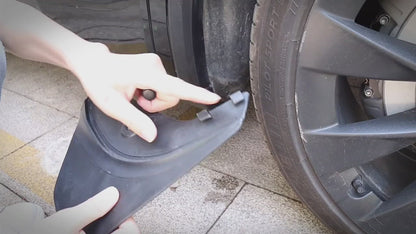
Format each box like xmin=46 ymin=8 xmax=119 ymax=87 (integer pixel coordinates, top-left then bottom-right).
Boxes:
xmin=201 ymin=103 xmax=298 ymax=200
xmin=134 ymin=166 xmax=244 ymax=234
xmin=4 ymin=54 xmax=86 ymax=117
xmin=0 ymin=170 xmax=54 ymax=215
xmin=0 ymin=119 xmax=78 ymax=206
xmin=0 ymin=90 xmax=71 ymax=143
xmin=29 ymin=118 xmax=78 ymax=176
xmin=0 ymin=130 xmax=26 ymax=159
xmin=0 ymin=145 xmax=56 ymax=206
xmin=0 ymin=184 xmax=23 ymax=211
xmin=208 ymin=185 xmax=332 ymax=234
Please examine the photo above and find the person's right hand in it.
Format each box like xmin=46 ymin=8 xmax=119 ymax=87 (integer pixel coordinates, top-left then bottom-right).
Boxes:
xmin=67 ymin=45 xmax=221 ymax=142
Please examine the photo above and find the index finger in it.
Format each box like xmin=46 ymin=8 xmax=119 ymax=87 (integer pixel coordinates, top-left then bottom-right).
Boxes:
xmin=145 ymin=75 xmax=221 ymax=104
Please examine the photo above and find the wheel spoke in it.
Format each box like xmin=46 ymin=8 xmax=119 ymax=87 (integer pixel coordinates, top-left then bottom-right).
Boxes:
xmin=360 ymin=181 xmax=416 ymax=233
xmin=303 ymin=109 xmax=416 ymax=176
xmin=299 ymin=5 xmax=416 ymax=82
xmin=315 ymin=0 xmax=365 ymax=20
xmin=291 ymin=0 xmax=416 ymax=231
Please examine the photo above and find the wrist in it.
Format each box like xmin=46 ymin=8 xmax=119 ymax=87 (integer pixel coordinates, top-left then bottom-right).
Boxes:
xmin=64 ymin=41 xmax=110 ymax=78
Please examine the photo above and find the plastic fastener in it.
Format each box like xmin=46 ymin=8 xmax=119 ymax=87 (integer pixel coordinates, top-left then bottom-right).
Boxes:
xmin=229 ymin=91 xmax=245 ymax=105
xmin=197 ymin=109 xmax=213 ymax=122
xmin=120 ymin=125 xmax=135 ymax=138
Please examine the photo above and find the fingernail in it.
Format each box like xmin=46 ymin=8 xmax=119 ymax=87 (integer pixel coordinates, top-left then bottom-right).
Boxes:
xmin=102 ymin=186 xmax=119 ymax=198
xmin=93 ymin=187 xmax=119 ymax=213
xmin=213 ymin=93 xmax=221 ymax=100
xmin=142 ymin=129 xmax=157 ymax=143
xmin=96 ymin=187 xmax=119 ymax=204
xmin=143 ymin=134 xmax=156 ymax=143
xmin=207 ymin=92 xmax=221 ymax=102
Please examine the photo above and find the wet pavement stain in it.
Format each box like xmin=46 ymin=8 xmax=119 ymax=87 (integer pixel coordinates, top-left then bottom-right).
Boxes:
xmin=0 ymin=145 xmax=56 ymax=205
xmin=0 ymin=130 xmax=26 ymax=159
xmin=204 ymin=176 xmax=240 ymax=204
xmin=212 ymin=175 xmax=239 ymax=191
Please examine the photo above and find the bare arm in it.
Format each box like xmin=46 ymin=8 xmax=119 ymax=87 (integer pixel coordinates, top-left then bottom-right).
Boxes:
xmin=0 ymin=0 xmax=220 ymax=142
xmin=0 ymin=0 xmax=100 ymax=69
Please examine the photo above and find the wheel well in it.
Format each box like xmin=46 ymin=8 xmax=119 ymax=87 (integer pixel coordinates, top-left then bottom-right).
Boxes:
xmin=146 ymin=0 xmax=256 ymax=97
xmin=202 ymin=0 xmax=257 ymax=97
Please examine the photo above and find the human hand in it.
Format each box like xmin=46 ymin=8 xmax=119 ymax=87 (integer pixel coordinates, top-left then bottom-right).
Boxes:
xmin=67 ymin=43 xmax=221 ymax=142
xmin=0 ymin=187 xmax=139 ymax=234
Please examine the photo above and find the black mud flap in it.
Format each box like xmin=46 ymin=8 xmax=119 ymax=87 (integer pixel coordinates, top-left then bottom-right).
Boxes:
xmin=54 ymin=91 xmax=249 ymax=234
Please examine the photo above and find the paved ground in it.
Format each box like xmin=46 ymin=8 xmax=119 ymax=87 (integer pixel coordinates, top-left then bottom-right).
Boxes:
xmin=0 ymin=49 xmax=332 ymax=233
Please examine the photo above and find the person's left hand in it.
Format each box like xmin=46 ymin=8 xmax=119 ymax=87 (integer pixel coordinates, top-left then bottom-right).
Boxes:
xmin=0 ymin=187 xmax=140 ymax=234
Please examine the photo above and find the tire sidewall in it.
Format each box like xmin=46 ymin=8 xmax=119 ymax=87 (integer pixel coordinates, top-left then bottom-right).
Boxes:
xmin=250 ymin=0 xmax=361 ymax=232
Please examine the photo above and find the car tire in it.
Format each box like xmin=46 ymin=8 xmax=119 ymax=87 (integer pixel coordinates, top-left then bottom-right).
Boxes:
xmin=250 ymin=0 xmax=362 ymax=232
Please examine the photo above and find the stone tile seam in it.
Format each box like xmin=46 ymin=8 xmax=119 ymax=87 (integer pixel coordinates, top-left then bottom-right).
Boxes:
xmin=0 ymin=116 xmax=76 ymax=160
xmin=199 ymin=164 xmax=301 ymax=203
xmin=248 ymin=182 xmax=301 ymax=204
xmin=0 ymin=182 xmax=27 ymax=203
xmin=4 ymin=88 xmax=79 ymax=118
xmin=205 ymin=182 xmax=247 ymax=234
xmin=0 ymin=170 xmax=55 ymax=215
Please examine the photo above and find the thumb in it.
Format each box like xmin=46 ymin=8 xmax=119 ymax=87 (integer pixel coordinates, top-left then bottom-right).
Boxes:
xmin=44 ymin=187 xmax=119 ymax=232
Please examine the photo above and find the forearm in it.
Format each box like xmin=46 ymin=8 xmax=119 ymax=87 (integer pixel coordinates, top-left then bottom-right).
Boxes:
xmin=0 ymin=0 xmax=106 ymax=70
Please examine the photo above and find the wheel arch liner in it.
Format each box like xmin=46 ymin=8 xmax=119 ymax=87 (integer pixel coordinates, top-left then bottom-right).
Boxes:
xmin=203 ymin=0 xmax=257 ymax=96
